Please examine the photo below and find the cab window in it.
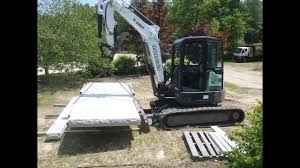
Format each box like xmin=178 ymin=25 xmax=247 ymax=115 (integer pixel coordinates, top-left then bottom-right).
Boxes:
xmin=208 ymin=41 xmax=222 ymax=68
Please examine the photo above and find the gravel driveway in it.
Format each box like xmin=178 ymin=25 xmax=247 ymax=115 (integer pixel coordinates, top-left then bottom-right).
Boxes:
xmin=224 ymin=64 xmax=262 ymax=89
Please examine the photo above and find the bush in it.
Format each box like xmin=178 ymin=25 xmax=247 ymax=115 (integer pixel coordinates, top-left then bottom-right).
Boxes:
xmin=164 ymin=58 xmax=189 ymax=73
xmin=136 ymin=63 xmax=148 ymax=75
xmin=164 ymin=58 xmax=174 ymax=73
xmin=85 ymin=58 xmax=104 ymax=77
xmin=225 ymin=102 xmax=263 ymax=168
xmin=111 ymin=55 xmax=136 ymax=75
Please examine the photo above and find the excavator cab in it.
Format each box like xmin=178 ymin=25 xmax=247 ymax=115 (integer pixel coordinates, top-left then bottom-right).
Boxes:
xmin=168 ymin=36 xmax=224 ymax=106
xmin=151 ymin=36 xmax=244 ymax=129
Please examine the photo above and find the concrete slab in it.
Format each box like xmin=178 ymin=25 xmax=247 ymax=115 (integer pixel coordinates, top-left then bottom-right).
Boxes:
xmin=46 ymin=97 xmax=78 ymax=141
xmin=68 ymin=82 xmax=141 ymax=128
xmin=80 ymin=82 xmax=134 ymax=96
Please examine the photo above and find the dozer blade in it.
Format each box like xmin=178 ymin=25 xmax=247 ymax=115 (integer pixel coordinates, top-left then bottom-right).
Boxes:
xmin=158 ymin=106 xmax=245 ymax=129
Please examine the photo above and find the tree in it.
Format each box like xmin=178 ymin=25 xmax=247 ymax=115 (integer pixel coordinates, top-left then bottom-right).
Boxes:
xmin=149 ymin=0 xmax=176 ymax=60
xmin=222 ymin=10 xmax=245 ymax=56
xmin=38 ymin=0 xmax=65 ymax=82
xmin=168 ymin=0 xmax=246 ymax=58
xmin=125 ymin=0 xmax=148 ymax=56
xmin=38 ymin=0 xmax=101 ymax=82
xmin=242 ymin=0 xmax=262 ymax=43
xmin=114 ymin=13 xmax=129 ymax=35
xmin=124 ymin=0 xmax=175 ymax=60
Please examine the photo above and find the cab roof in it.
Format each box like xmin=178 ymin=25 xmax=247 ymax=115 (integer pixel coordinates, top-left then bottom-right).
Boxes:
xmin=173 ymin=36 xmax=218 ymax=47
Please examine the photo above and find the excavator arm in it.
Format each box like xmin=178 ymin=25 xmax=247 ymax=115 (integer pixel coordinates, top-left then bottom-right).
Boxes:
xmin=97 ymin=0 xmax=164 ymax=85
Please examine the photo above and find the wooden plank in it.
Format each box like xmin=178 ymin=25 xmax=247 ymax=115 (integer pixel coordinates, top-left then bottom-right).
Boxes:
xmin=46 ymin=119 xmax=68 ymax=141
xmin=127 ymin=83 xmax=135 ymax=96
xmin=53 ymin=104 xmax=66 ymax=107
xmin=211 ymin=132 xmax=231 ymax=151
xmin=212 ymin=132 xmax=232 ymax=152
xmin=45 ymin=97 xmax=79 ymax=141
xmin=211 ymin=126 xmax=226 ymax=136
xmin=211 ymin=126 xmax=237 ymax=148
xmin=208 ymin=132 xmax=228 ymax=153
xmin=217 ymin=135 xmax=237 ymax=149
xmin=183 ymin=131 xmax=200 ymax=158
xmin=44 ymin=114 xmax=59 ymax=119
xmin=191 ymin=132 xmax=210 ymax=157
xmin=198 ymin=131 xmax=217 ymax=157
xmin=61 ymin=97 xmax=79 ymax=119
xmin=79 ymin=82 xmax=93 ymax=94
xmin=204 ymin=131 xmax=222 ymax=156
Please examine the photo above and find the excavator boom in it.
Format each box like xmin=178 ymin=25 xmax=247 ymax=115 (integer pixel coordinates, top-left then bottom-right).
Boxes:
xmin=97 ymin=0 xmax=164 ymax=84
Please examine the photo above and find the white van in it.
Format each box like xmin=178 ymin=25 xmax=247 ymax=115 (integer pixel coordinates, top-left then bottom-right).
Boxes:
xmin=233 ymin=47 xmax=253 ymax=62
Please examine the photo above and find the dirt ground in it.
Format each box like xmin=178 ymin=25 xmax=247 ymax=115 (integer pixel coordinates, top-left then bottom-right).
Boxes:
xmin=224 ymin=63 xmax=262 ymax=89
xmin=223 ymin=62 xmax=262 ymax=111
xmin=38 ymin=62 xmax=262 ymax=168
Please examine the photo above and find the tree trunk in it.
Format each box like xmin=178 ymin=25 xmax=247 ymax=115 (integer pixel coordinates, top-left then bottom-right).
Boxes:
xmin=44 ymin=67 xmax=49 ymax=84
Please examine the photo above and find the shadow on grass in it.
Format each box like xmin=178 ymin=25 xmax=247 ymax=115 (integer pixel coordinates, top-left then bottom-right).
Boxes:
xmin=57 ymin=129 xmax=134 ymax=155
xmin=38 ymin=72 xmax=88 ymax=94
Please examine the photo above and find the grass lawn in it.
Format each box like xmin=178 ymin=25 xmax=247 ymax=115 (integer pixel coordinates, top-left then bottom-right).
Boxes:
xmin=38 ymin=73 xmax=227 ymax=168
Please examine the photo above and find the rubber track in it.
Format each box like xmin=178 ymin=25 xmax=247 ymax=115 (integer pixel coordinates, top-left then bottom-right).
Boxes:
xmin=158 ymin=105 xmax=245 ymax=129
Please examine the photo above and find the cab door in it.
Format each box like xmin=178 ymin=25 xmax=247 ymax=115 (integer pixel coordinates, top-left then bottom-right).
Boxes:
xmin=207 ymin=40 xmax=223 ymax=91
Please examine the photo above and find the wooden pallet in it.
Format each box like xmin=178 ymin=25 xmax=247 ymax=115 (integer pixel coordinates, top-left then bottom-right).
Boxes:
xmin=183 ymin=130 xmax=236 ymax=160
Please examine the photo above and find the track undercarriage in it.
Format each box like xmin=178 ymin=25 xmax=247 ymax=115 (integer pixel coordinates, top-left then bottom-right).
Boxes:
xmin=144 ymin=102 xmax=245 ymax=129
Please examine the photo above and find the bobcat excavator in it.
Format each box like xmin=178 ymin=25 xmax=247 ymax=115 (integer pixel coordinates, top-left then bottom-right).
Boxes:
xmin=97 ymin=0 xmax=245 ymax=129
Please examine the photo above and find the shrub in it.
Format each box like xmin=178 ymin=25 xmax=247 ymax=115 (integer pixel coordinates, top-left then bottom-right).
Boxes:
xmin=164 ymin=58 xmax=189 ymax=73
xmin=225 ymin=101 xmax=263 ymax=168
xmin=136 ymin=56 xmax=152 ymax=74
xmin=164 ymin=58 xmax=174 ymax=73
xmin=111 ymin=55 xmax=136 ymax=75
xmin=85 ymin=58 xmax=104 ymax=77
xmin=136 ymin=62 xmax=148 ymax=74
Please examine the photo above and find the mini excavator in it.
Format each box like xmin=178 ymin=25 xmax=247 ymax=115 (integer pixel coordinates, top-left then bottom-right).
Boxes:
xmin=96 ymin=0 xmax=245 ymax=129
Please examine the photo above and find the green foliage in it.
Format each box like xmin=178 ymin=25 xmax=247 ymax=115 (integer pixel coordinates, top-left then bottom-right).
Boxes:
xmin=126 ymin=0 xmax=175 ymax=59
xmin=225 ymin=102 xmax=263 ymax=168
xmin=210 ymin=18 xmax=220 ymax=35
xmin=168 ymin=0 xmax=246 ymax=58
xmin=164 ymin=58 xmax=189 ymax=73
xmin=168 ymin=0 xmax=227 ymax=36
xmin=135 ymin=56 xmax=149 ymax=74
xmin=242 ymin=0 xmax=263 ymax=43
xmin=222 ymin=10 xmax=246 ymax=57
xmin=111 ymin=55 xmax=136 ymax=75
xmin=38 ymin=0 xmax=102 ymax=80
xmin=84 ymin=57 xmax=105 ymax=77
xmin=168 ymin=0 xmax=198 ymax=29
xmin=115 ymin=12 xmax=129 ymax=34
xmin=164 ymin=58 xmax=176 ymax=73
